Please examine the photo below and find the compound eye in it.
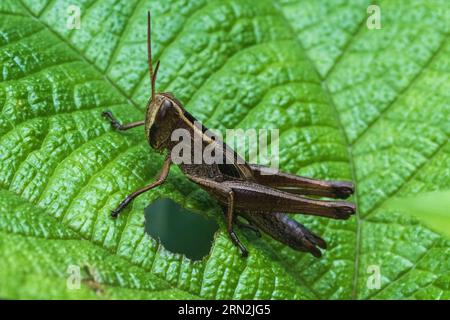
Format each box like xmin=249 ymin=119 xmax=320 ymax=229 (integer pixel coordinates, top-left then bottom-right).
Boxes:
xmin=158 ymin=99 xmax=172 ymax=119
xmin=163 ymin=99 xmax=172 ymax=109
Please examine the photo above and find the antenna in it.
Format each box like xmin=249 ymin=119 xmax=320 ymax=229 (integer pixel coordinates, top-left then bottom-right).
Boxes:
xmin=147 ymin=11 xmax=160 ymax=101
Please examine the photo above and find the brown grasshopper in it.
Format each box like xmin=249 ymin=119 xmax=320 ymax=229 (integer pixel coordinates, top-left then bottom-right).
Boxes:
xmin=102 ymin=12 xmax=355 ymax=257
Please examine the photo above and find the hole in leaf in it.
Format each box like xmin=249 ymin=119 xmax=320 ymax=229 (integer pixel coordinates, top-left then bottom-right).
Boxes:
xmin=144 ymin=198 xmax=219 ymax=260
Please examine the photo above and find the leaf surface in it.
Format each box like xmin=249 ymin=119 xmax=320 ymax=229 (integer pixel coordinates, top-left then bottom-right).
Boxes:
xmin=0 ymin=0 xmax=449 ymax=299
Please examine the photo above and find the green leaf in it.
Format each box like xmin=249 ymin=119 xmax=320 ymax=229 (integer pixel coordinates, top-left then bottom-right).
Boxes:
xmin=0 ymin=0 xmax=449 ymax=299
xmin=384 ymin=191 xmax=450 ymax=240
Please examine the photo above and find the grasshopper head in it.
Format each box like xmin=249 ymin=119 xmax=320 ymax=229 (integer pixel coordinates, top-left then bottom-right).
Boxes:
xmin=145 ymin=92 xmax=181 ymax=151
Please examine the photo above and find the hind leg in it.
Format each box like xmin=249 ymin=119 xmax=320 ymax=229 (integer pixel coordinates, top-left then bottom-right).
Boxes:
xmin=219 ymin=180 xmax=355 ymax=220
xmin=249 ymin=164 xmax=354 ymax=199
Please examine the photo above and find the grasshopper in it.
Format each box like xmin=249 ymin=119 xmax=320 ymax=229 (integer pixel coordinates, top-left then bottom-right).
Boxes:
xmin=102 ymin=12 xmax=355 ymax=257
